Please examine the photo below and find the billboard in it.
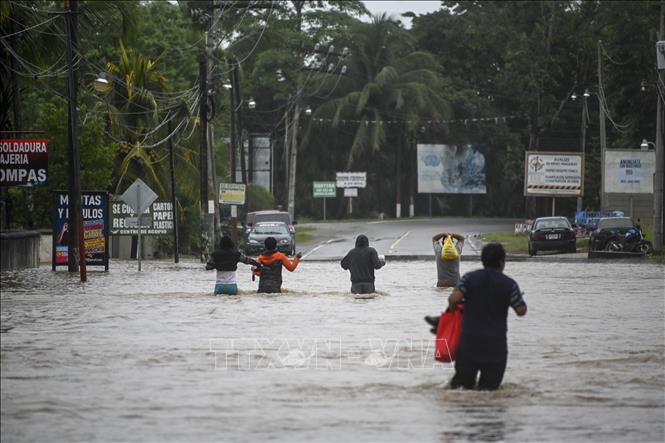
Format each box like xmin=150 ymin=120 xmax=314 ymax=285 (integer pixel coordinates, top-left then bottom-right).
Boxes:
xmin=604 ymin=150 xmax=655 ymax=194
xmin=235 ymin=135 xmax=272 ymax=192
xmin=417 ymin=144 xmax=486 ymax=194
xmin=0 ymin=138 xmax=48 ymax=186
xmin=53 ymin=191 xmax=109 ymax=269
xmin=110 ymin=198 xmax=174 ymax=235
xmin=524 ymin=152 xmax=583 ymax=197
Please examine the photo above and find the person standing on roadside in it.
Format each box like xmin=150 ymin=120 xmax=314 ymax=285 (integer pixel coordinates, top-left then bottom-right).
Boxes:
xmin=447 ymin=243 xmax=527 ymax=390
xmin=206 ymin=235 xmax=260 ymax=295
xmin=432 ymin=231 xmax=465 ymax=287
xmin=341 ymin=234 xmax=385 ymax=294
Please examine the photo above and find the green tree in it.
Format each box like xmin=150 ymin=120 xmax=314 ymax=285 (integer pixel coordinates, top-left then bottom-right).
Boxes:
xmin=307 ymin=14 xmax=451 ymax=215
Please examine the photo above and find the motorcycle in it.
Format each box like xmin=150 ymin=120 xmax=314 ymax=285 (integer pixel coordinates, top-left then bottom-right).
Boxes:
xmin=605 ymin=227 xmax=654 ymax=255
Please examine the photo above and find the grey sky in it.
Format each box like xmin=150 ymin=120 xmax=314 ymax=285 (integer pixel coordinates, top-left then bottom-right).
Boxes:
xmin=361 ymin=1 xmax=442 ymax=28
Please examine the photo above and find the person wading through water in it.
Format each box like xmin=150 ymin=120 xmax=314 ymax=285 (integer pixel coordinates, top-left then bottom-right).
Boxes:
xmin=206 ymin=235 xmax=260 ymax=295
xmin=253 ymin=237 xmax=301 ymax=293
xmin=340 ymin=234 xmax=385 ymax=294
xmin=432 ymin=231 xmax=465 ymax=287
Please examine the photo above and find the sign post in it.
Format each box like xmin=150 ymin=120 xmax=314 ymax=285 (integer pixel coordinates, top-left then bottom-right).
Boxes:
xmin=120 ymin=179 xmax=158 ymax=272
xmin=219 ymin=183 xmax=246 ymax=243
xmin=336 ymin=173 xmax=365 ymax=218
xmin=313 ymin=181 xmax=336 ymax=220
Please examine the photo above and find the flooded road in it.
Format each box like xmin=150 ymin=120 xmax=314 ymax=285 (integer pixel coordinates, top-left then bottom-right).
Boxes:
xmin=1 ymin=258 xmax=664 ymax=442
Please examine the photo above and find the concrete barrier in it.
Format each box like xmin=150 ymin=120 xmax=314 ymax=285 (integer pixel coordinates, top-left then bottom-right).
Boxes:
xmin=0 ymin=230 xmax=41 ymax=271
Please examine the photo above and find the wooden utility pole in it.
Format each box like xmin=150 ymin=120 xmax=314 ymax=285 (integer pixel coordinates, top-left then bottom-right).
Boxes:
xmin=653 ymin=2 xmax=664 ymax=249
xmin=65 ymin=0 xmax=86 ymax=281
xmin=199 ymin=59 xmax=209 ymax=262
xmin=598 ymin=40 xmax=608 ymax=213
xmin=167 ymin=119 xmax=179 ymax=263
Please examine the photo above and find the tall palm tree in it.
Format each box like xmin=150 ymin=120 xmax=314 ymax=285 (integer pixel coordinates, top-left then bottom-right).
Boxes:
xmin=308 ymin=14 xmax=451 ymax=215
xmin=101 ymin=40 xmax=174 ymax=196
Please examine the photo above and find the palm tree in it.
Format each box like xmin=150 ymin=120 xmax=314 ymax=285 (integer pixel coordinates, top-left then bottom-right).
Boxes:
xmin=308 ymin=14 xmax=451 ymax=216
xmin=100 ymin=40 xmax=176 ymax=196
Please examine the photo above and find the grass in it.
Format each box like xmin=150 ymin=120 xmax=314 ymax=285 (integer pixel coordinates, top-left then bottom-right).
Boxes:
xmin=296 ymin=226 xmax=317 ymax=244
xmin=481 ymin=231 xmax=529 ymax=254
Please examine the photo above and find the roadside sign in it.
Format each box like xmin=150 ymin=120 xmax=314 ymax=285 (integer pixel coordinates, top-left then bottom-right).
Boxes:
xmin=52 ymin=191 xmax=109 ymax=270
xmin=120 ymin=178 xmax=158 ymax=215
xmin=0 ymin=138 xmax=48 ymax=187
xmin=219 ymin=183 xmax=246 ymax=204
xmin=110 ymin=199 xmax=174 ymax=235
xmin=344 ymin=188 xmax=358 ymax=197
xmin=313 ymin=181 xmax=336 ymax=198
xmin=336 ymin=172 xmax=366 ymax=188
xmin=524 ymin=152 xmax=583 ymax=197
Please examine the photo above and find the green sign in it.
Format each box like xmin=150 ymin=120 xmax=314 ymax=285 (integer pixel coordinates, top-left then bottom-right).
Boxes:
xmin=313 ymin=181 xmax=336 ymax=198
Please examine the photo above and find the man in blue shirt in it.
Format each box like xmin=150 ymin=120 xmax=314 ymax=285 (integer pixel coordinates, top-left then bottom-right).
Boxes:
xmin=447 ymin=243 xmax=527 ymax=390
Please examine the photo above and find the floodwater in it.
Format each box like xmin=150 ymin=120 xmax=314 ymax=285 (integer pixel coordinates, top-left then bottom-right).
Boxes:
xmin=1 ymin=258 xmax=664 ymax=442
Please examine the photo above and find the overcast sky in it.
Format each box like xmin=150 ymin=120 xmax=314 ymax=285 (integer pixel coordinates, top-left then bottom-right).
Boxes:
xmin=361 ymin=1 xmax=442 ymax=28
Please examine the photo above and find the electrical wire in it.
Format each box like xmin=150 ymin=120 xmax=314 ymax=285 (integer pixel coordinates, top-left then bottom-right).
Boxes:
xmin=0 ymin=15 xmax=57 ymax=39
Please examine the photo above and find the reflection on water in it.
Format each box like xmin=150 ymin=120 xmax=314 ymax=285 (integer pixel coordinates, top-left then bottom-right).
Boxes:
xmin=1 ymin=259 xmax=664 ymax=442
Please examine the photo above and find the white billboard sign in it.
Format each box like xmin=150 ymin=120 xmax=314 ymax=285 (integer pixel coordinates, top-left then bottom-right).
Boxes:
xmin=336 ymin=172 xmax=366 ymax=188
xmin=524 ymin=152 xmax=583 ymax=197
xmin=417 ymin=144 xmax=486 ymax=194
xmin=604 ymin=150 xmax=655 ymax=194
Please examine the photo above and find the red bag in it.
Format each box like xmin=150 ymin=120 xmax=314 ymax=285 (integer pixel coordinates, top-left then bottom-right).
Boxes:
xmin=434 ymin=304 xmax=464 ymax=362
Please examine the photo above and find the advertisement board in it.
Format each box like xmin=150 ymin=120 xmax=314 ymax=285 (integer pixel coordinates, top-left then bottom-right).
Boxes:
xmin=524 ymin=151 xmax=583 ymax=197
xmin=336 ymin=172 xmax=366 ymax=188
xmin=0 ymin=138 xmax=48 ymax=186
xmin=313 ymin=181 xmax=336 ymax=198
xmin=110 ymin=198 xmax=174 ymax=235
xmin=417 ymin=144 xmax=486 ymax=194
xmin=219 ymin=183 xmax=246 ymax=205
xmin=604 ymin=150 xmax=655 ymax=194
xmin=52 ymin=191 xmax=109 ymax=269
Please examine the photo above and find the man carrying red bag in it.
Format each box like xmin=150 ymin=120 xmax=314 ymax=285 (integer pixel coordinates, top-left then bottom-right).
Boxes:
xmin=426 ymin=243 xmax=527 ymax=390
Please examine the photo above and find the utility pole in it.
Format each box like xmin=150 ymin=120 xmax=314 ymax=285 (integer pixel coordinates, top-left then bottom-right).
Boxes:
xmin=598 ymin=40 xmax=608 ymax=213
xmin=654 ymin=1 xmax=664 ymax=249
xmin=205 ymin=21 xmax=221 ymax=246
xmin=199 ymin=59 xmax=209 ymax=262
xmin=287 ymin=92 xmax=301 ymax=219
xmin=167 ymin=120 xmax=179 ymax=263
xmin=65 ymin=0 xmax=86 ymax=281
xmin=577 ymin=95 xmax=588 ymax=212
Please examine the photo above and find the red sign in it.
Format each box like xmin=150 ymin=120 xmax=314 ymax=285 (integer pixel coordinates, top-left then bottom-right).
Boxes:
xmin=0 ymin=138 xmax=48 ymax=186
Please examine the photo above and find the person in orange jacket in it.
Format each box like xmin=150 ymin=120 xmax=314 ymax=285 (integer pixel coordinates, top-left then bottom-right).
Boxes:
xmin=252 ymin=237 xmax=302 ymax=293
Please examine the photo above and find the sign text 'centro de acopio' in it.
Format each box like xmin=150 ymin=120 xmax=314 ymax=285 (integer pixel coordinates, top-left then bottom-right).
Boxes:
xmin=110 ymin=198 xmax=174 ymax=235
xmin=336 ymin=172 xmax=366 ymax=188
xmin=524 ymin=151 xmax=583 ymax=197
xmin=219 ymin=183 xmax=246 ymax=205
xmin=0 ymin=138 xmax=48 ymax=186
xmin=313 ymin=181 xmax=336 ymax=198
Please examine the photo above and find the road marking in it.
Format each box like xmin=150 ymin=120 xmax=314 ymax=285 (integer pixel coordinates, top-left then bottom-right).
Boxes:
xmin=389 ymin=231 xmax=410 ymax=252
xmin=301 ymin=238 xmax=342 ymax=259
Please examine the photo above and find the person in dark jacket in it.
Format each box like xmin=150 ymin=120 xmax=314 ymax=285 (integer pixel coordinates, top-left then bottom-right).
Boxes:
xmin=206 ymin=235 xmax=260 ymax=295
xmin=340 ymin=234 xmax=385 ymax=294
xmin=253 ymin=237 xmax=301 ymax=293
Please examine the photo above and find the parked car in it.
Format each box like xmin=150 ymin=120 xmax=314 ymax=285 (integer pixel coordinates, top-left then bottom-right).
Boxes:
xmin=244 ymin=222 xmax=295 ymax=256
xmin=245 ymin=210 xmax=296 ymax=236
xmin=528 ymin=216 xmax=577 ymax=256
xmin=589 ymin=217 xmax=646 ymax=252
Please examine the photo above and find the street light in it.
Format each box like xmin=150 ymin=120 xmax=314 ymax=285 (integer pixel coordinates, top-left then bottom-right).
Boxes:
xmin=641 ymin=139 xmax=655 ymax=150
xmin=305 ymin=105 xmax=312 ymax=116
xmin=248 ymin=97 xmax=256 ymax=109
xmin=94 ymin=72 xmax=109 ymax=92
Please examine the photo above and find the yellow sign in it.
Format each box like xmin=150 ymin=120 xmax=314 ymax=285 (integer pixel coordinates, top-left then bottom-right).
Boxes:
xmin=219 ymin=183 xmax=246 ymax=205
